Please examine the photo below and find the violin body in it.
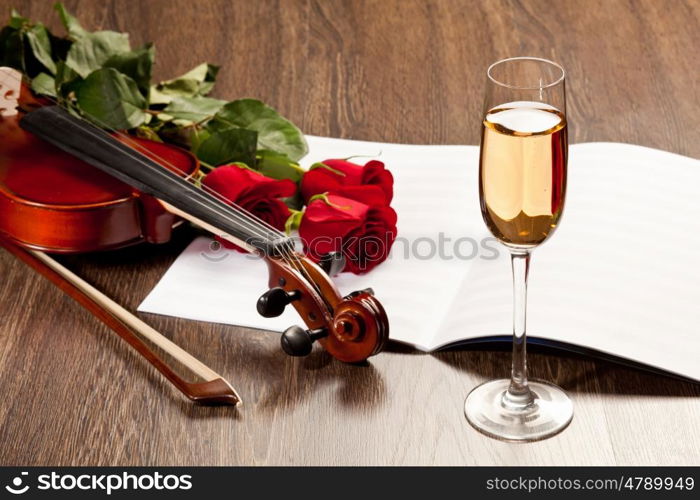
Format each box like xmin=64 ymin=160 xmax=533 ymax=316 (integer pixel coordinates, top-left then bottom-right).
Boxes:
xmin=0 ymin=113 xmax=199 ymax=253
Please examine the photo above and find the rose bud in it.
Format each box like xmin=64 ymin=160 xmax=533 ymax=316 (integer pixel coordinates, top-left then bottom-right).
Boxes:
xmin=300 ymin=159 xmax=394 ymax=205
xmin=299 ymin=194 xmax=398 ymax=274
xmin=203 ymin=165 xmax=296 ymax=251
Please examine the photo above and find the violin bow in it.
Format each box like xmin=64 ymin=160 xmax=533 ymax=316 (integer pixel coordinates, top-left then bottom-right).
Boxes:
xmin=0 ymin=235 xmax=241 ymax=406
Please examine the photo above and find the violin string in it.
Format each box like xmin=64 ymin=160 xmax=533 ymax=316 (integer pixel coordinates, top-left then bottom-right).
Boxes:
xmin=116 ymin=132 xmax=314 ymax=289
xmin=57 ymin=111 xmax=314 ymax=287
xmin=95 ymin=122 xmax=310 ymax=281
xmin=61 ymin=109 xmax=306 ymax=272
xmin=77 ymin=120 xmax=313 ymax=286
xmin=0 ymin=71 xmax=316 ymax=287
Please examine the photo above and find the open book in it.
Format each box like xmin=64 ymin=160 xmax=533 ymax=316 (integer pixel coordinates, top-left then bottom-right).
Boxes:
xmin=138 ymin=137 xmax=700 ymax=382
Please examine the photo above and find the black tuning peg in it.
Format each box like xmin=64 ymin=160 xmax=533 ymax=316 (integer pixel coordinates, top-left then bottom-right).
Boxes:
xmin=280 ymin=326 xmax=328 ymax=356
xmin=257 ymin=287 xmax=300 ymax=318
xmin=319 ymin=251 xmax=346 ymax=276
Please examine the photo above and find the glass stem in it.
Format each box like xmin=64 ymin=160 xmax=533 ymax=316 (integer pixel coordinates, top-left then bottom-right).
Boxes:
xmin=503 ymin=250 xmax=534 ymax=409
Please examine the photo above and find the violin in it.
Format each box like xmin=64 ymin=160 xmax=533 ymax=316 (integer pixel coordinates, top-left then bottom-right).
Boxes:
xmin=0 ymin=68 xmax=388 ymax=397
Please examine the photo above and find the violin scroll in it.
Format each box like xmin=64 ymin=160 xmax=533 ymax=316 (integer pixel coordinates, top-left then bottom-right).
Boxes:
xmin=263 ymin=254 xmax=389 ymax=363
xmin=325 ymin=290 xmax=389 ymax=362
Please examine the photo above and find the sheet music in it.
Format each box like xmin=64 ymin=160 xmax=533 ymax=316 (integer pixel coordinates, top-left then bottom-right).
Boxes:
xmin=434 ymin=143 xmax=700 ymax=380
xmin=138 ymin=138 xmax=700 ymax=381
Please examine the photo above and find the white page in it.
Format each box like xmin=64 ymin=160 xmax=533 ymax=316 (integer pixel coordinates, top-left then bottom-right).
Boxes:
xmin=435 ymin=143 xmax=700 ymax=381
xmin=139 ymin=137 xmax=484 ymax=348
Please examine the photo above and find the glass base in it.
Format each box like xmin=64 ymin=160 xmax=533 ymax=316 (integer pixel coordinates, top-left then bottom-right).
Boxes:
xmin=464 ymin=378 xmax=573 ymax=442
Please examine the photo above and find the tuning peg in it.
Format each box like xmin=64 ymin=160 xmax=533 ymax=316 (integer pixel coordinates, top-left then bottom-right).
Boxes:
xmin=319 ymin=251 xmax=346 ymax=276
xmin=257 ymin=287 xmax=300 ymax=318
xmin=280 ymin=326 xmax=328 ymax=356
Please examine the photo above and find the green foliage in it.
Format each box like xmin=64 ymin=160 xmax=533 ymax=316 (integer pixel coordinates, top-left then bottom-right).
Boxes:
xmin=30 ymin=72 xmax=56 ymax=97
xmin=255 ymin=150 xmax=305 ymax=183
xmin=150 ymin=62 xmax=219 ymax=105
xmin=0 ymin=25 xmax=24 ymax=69
xmin=65 ymin=31 xmax=131 ymax=77
xmin=25 ymin=23 xmax=56 ymax=74
xmin=8 ymin=8 xmax=27 ymax=29
xmin=284 ymin=209 xmax=304 ymax=234
xmin=54 ymin=1 xmax=87 ymax=39
xmin=75 ymin=68 xmax=148 ymax=129
xmin=214 ymin=99 xmax=308 ymax=161
xmin=196 ymin=127 xmax=258 ymax=167
xmin=162 ymin=95 xmax=226 ymax=123
xmin=103 ymin=43 xmax=154 ymax=97
xmin=54 ymin=60 xmax=79 ymax=95
xmin=2 ymin=2 xmax=309 ymax=186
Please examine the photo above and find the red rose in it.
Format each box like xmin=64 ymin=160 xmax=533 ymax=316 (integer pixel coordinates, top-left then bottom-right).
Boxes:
xmin=300 ymin=159 xmax=394 ymax=205
xmin=202 ymin=165 xmax=296 ymax=251
xmin=299 ymin=194 xmax=397 ymax=274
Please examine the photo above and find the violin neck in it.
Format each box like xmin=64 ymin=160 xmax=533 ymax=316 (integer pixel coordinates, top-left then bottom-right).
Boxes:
xmin=20 ymin=106 xmax=290 ymax=256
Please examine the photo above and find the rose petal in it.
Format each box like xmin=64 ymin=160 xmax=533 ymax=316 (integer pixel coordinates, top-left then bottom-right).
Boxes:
xmin=300 ymin=167 xmax=342 ymax=202
xmin=332 ymin=185 xmax=388 ymax=206
xmin=299 ymin=194 xmax=397 ymax=274
xmin=321 ymin=159 xmax=364 ymax=184
xmin=362 ymin=160 xmax=393 ymax=203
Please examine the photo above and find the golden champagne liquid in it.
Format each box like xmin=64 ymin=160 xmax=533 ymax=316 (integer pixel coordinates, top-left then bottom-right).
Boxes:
xmin=479 ymin=102 xmax=567 ymax=248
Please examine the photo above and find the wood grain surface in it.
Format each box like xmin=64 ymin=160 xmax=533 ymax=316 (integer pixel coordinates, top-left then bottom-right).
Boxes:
xmin=1 ymin=0 xmax=699 ymax=466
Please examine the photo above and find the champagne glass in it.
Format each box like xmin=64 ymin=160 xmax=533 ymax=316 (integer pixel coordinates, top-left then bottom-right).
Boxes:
xmin=464 ymin=57 xmax=573 ymax=442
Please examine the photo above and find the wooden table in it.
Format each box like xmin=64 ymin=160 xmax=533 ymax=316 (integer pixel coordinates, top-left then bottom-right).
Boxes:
xmin=1 ymin=0 xmax=698 ymax=466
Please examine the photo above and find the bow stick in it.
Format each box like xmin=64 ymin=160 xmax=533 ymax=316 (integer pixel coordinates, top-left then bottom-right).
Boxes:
xmin=0 ymin=235 xmax=241 ymax=406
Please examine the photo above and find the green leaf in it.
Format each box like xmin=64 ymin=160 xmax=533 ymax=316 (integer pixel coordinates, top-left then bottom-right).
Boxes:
xmin=66 ymin=31 xmax=130 ymax=78
xmin=154 ymin=123 xmax=210 ymax=151
xmin=30 ymin=72 xmax=57 ymax=97
xmin=196 ymin=126 xmax=257 ymax=166
xmin=162 ymin=95 xmax=226 ymax=123
xmin=48 ymin=30 xmax=72 ymax=61
xmin=0 ymin=26 xmax=22 ymax=68
xmin=284 ymin=209 xmax=304 ymax=235
xmin=149 ymin=62 xmax=220 ymax=105
xmin=179 ymin=62 xmax=218 ymax=83
xmin=213 ymin=99 xmax=307 ymax=161
xmin=54 ymin=2 xmax=87 ymax=39
xmin=255 ymin=150 xmax=305 ymax=183
xmin=55 ymin=60 xmax=79 ymax=83
xmin=0 ymin=26 xmax=24 ymax=71
xmin=175 ymin=63 xmax=219 ymax=95
xmin=103 ymin=44 xmax=154 ymax=97
xmin=198 ymin=64 xmax=219 ymax=95
xmin=25 ymin=23 xmax=57 ymax=74
xmin=75 ymin=67 xmax=147 ymax=129
xmin=54 ymin=60 xmax=80 ymax=96
xmin=149 ymin=80 xmax=199 ymax=105
xmin=2 ymin=13 xmax=51 ymax=77
xmin=135 ymin=125 xmax=162 ymax=142
xmin=9 ymin=9 xmax=28 ymax=29
xmin=190 ymin=127 xmax=211 ymax=152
